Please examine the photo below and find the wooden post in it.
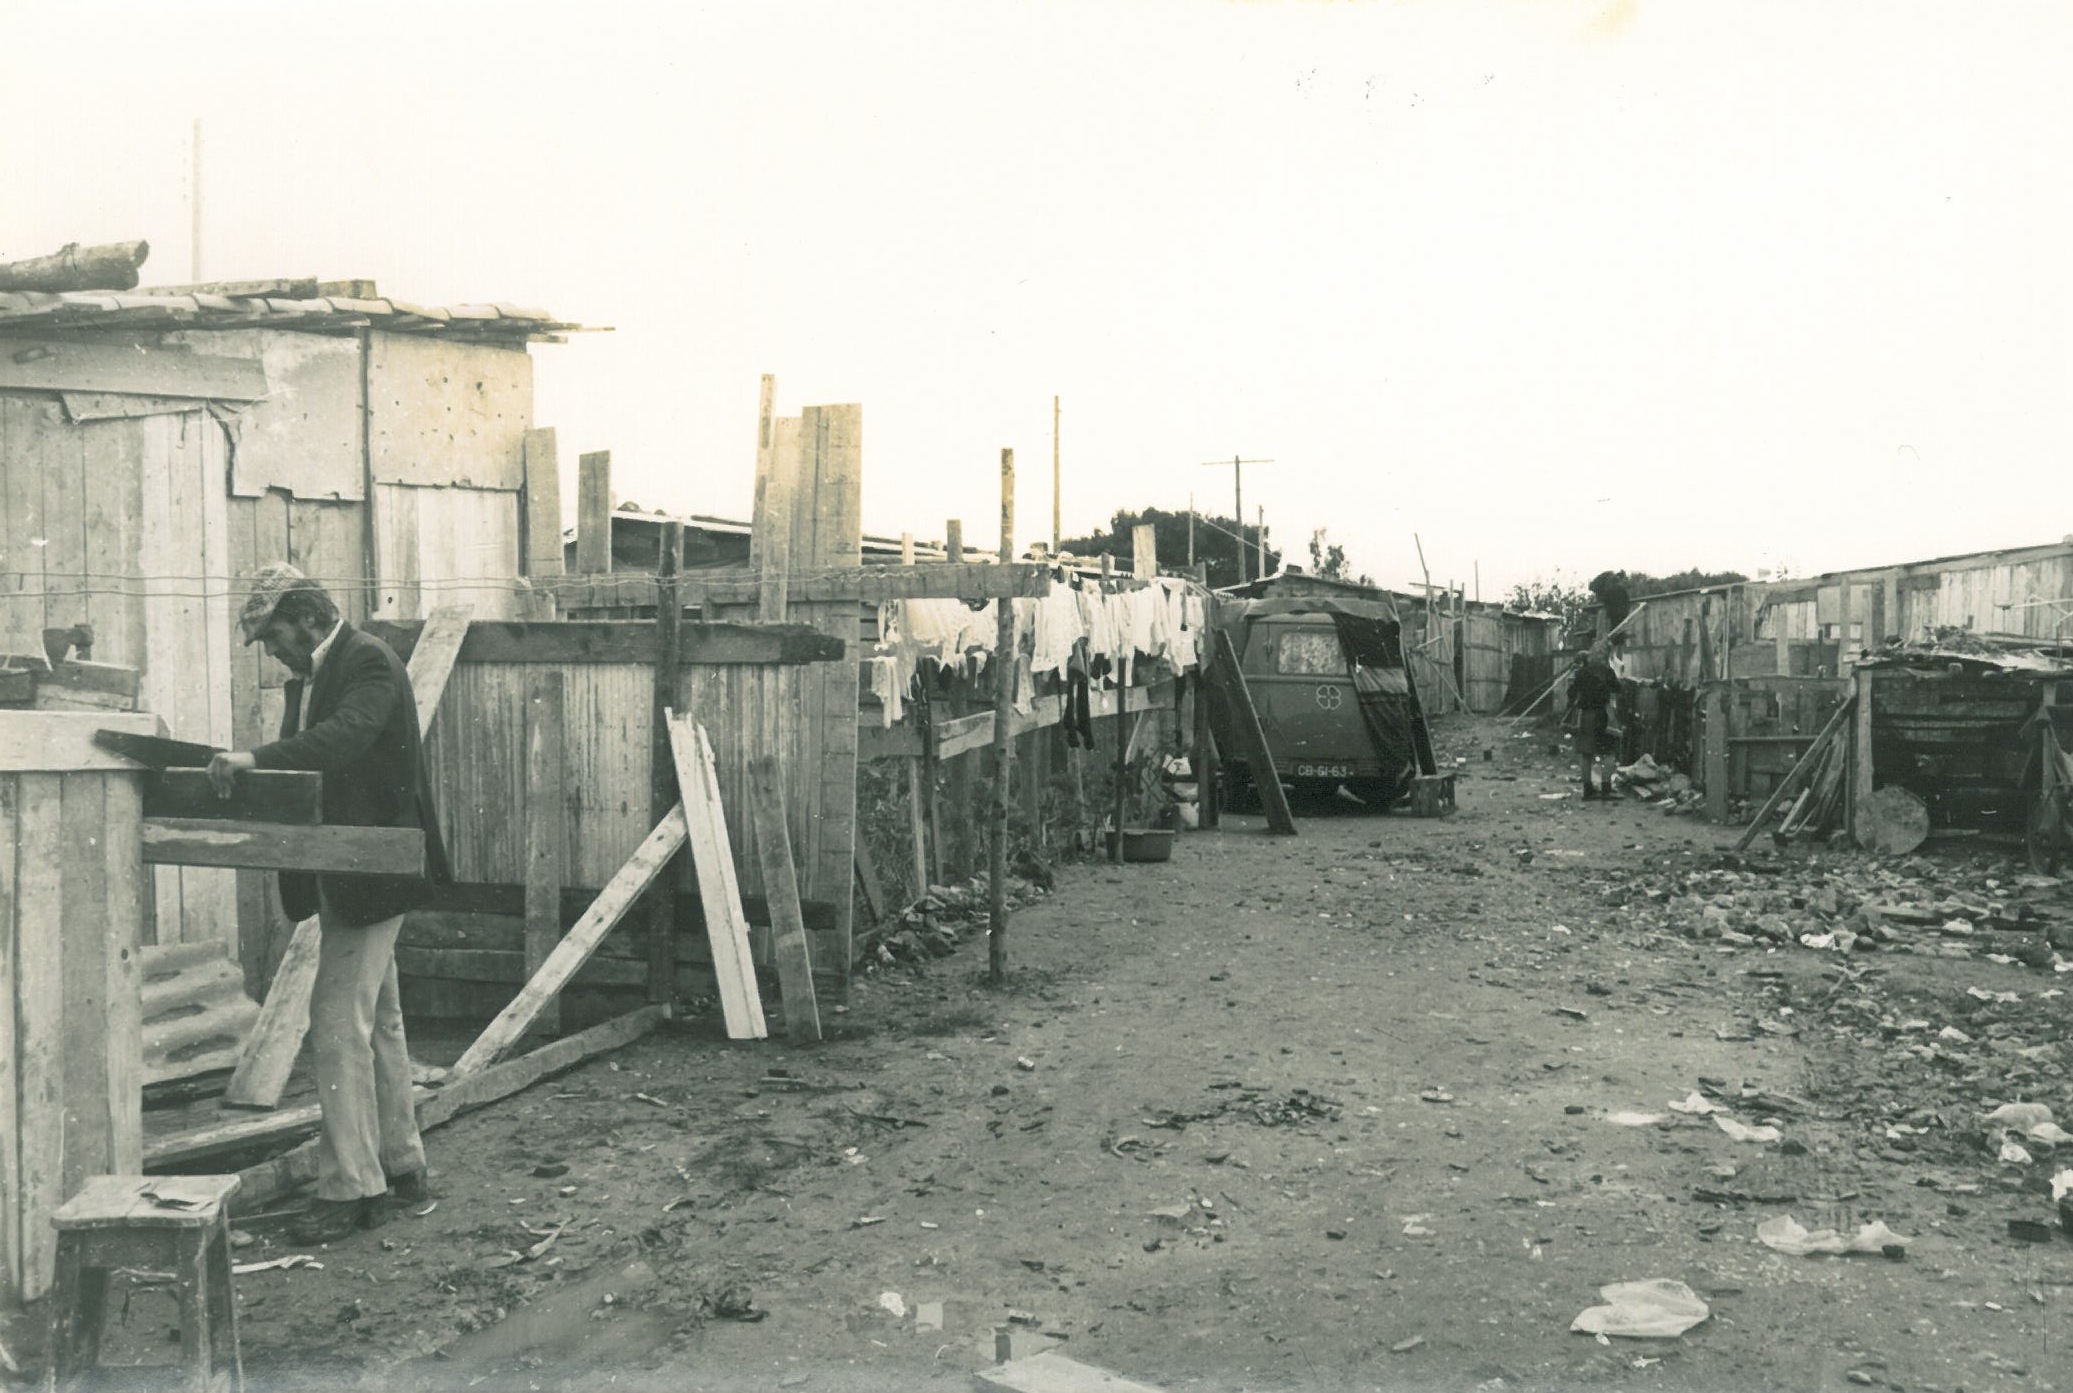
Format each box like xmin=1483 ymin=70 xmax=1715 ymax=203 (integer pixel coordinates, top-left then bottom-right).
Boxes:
xmin=1703 ymin=684 xmax=1728 ymax=823
xmin=521 ymin=427 xmax=564 ymax=584
xmin=1852 ymin=667 xmax=1875 ymax=847
xmin=906 ymin=757 xmax=931 ymax=902
xmin=1194 ymin=564 xmax=1218 ymax=830
xmin=525 ymin=671 xmax=565 ymax=1035
xmin=900 ymin=531 xmax=916 ymax=565
xmin=1113 ymin=683 xmax=1130 ymax=862
xmin=945 ymin=519 xmax=964 ymax=564
xmin=648 ymin=522 xmax=682 ymax=1009
xmin=747 ymin=756 xmax=821 ymax=1043
xmin=749 ymin=377 xmax=792 ymax=623
xmin=1132 ymin=523 xmax=1157 ymax=581
xmin=576 ymin=451 xmax=612 ymax=574
xmin=989 ymin=449 xmax=1015 ymax=985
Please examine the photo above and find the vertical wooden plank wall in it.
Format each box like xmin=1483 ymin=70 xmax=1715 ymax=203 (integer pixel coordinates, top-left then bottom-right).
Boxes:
xmin=785 ymin=405 xmax=863 ymax=987
xmin=1 ymin=715 xmax=151 ymax=1307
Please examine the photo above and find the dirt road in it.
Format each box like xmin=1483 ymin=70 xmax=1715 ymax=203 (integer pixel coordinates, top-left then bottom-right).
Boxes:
xmin=192 ymin=716 xmax=2071 ymax=1392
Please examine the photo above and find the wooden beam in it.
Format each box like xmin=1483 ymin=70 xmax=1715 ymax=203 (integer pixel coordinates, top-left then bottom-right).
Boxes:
xmin=576 ymin=451 xmax=612 ymax=574
xmin=990 ymin=449 xmax=1016 ymax=983
xmin=0 ymin=239 xmax=149 ymax=292
xmin=363 ymin=618 xmax=844 ymax=668
xmin=406 ymin=606 xmax=472 ymax=731
xmin=1851 ymin=666 xmax=1876 ymax=848
xmin=1 ymin=712 xmax=168 ymax=773
xmin=0 ymin=335 xmax=267 ymax=400
xmin=1132 ymin=523 xmax=1158 ymax=581
xmin=945 ymin=520 xmax=964 ymax=564
xmin=141 ymin=819 xmax=425 ymax=874
xmin=906 ymin=758 xmax=931 ymax=901
xmin=142 ymin=770 xmax=320 ymax=824
xmin=521 ymin=427 xmax=565 ymax=582
xmin=449 ymin=806 xmax=689 ymax=1077
xmin=749 ymin=377 xmax=792 ymax=622
xmin=1703 ymin=686 xmax=1729 ymax=822
xmin=138 ymin=276 xmax=319 ymax=300
xmin=666 ymin=714 xmax=766 ymax=1039
xmin=525 ymin=671 xmax=565 ymax=1036
xmin=1203 ymin=629 xmax=1297 ymax=835
xmin=218 ymin=917 xmax=320 ymax=1109
xmin=747 ymin=756 xmax=820 ymax=1043
xmin=648 ymin=524 xmax=683 ymax=1010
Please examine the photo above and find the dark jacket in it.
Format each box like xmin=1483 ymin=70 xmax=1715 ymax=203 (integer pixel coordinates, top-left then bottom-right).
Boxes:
xmin=252 ymin=623 xmax=451 ymax=927
xmin=1567 ymin=657 xmax=1619 ymax=717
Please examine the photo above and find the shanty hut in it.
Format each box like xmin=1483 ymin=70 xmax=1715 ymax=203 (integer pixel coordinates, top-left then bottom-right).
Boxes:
xmin=0 ymin=252 xmax=588 ymax=969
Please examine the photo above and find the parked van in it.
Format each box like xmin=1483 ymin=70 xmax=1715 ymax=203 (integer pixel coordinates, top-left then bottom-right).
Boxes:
xmin=1217 ymin=600 xmax=1418 ymax=809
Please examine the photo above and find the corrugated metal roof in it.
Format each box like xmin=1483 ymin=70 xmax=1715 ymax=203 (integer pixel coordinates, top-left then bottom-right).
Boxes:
xmin=0 ymin=288 xmax=597 ymax=344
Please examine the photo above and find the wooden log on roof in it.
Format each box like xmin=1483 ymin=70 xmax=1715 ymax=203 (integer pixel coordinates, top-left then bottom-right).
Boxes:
xmin=0 ymin=240 xmax=150 ymax=293
xmin=135 ymin=277 xmax=319 ymax=300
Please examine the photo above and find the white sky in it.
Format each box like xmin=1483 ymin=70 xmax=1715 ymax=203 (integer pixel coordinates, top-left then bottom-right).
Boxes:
xmin=5 ymin=0 xmax=2069 ymax=596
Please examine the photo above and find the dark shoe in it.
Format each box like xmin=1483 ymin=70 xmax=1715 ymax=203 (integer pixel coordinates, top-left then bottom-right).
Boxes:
xmin=289 ymin=1197 xmax=381 ymax=1244
xmin=1599 ymin=783 xmax=1615 ymax=799
xmin=389 ymin=1169 xmax=431 ymax=1204
xmin=1581 ymin=784 xmax=1600 ymax=801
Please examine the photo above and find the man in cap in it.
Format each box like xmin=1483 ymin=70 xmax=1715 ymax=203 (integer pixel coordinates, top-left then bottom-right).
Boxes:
xmin=208 ymin=564 xmax=450 ymax=1241
xmin=1565 ymin=642 xmax=1621 ymax=801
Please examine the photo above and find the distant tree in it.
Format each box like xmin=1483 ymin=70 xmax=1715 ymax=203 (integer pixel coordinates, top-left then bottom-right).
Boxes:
xmin=1506 ymin=574 xmax=1594 ymax=630
xmin=1594 ymin=567 xmax=1751 ymax=599
xmin=1058 ymin=507 xmax=1280 ymax=589
xmin=1307 ymin=529 xmax=1375 ymax=588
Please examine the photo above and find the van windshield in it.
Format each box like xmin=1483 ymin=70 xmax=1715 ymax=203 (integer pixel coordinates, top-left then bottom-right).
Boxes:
xmin=1276 ymin=631 xmax=1346 ymax=676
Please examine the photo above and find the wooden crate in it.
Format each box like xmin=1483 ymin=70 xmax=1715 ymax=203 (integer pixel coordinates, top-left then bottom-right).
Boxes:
xmin=1 ymin=712 xmax=159 ymax=1307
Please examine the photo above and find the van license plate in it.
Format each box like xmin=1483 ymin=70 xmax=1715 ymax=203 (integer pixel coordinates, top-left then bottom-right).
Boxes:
xmin=1294 ymin=763 xmax=1354 ymax=779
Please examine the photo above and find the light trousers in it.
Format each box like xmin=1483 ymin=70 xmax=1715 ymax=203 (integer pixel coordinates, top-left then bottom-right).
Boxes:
xmin=310 ymin=896 xmax=426 ymax=1202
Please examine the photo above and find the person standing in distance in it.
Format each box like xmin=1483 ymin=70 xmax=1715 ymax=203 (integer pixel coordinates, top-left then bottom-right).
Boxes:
xmin=208 ymin=563 xmax=451 ymax=1241
xmin=1566 ymin=643 xmax=1620 ymax=801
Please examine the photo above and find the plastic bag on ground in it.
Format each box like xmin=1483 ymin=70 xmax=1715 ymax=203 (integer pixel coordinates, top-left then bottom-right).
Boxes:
xmin=1755 ymin=1215 xmax=1908 ymax=1257
xmin=1570 ymin=1279 xmax=1710 ymax=1338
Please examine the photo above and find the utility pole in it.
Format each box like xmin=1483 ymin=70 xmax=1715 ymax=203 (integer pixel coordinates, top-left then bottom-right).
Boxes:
xmin=1051 ymin=395 xmax=1061 ymax=557
xmin=1187 ymin=492 xmax=1195 ymax=568
xmin=190 ymin=117 xmax=203 ymax=282
xmin=1257 ymin=505 xmax=1267 ymax=579
xmin=1198 ymin=456 xmax=1272 ymax=584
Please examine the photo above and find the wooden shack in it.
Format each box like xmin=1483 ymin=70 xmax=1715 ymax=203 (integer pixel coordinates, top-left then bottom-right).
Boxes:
xmin=0 ymin=282 xmax=585 ymax=985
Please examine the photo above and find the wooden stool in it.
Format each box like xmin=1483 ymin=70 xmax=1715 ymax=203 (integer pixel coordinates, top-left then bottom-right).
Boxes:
xmin=45 ymin=1175 xmax=243 ymax=1393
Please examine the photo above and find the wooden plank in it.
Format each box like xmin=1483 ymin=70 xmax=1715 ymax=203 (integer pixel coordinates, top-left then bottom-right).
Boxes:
xmin=854 ymin=824 xmax=887 ymax=923
xmin=906 ymin=758 xmax=931 ymax=901
xmin=1852 ymin=667 xmax=1875 ymax=848
xmin=142 ymin=769 xmax=321 ymax=823
xmin=747 ymin=755 xmax=820 ymax=1042
xmin=977 ymin=1353 xmax=1170 ymax=1393
xmin=0 ymin=711 xmax=167 ymax=772
xmin=141 ymin=819 xmax=425 ymax=874
xmin=449 ymin=806 xmax=689 ymax=1077
xmin=525 ymin=670 xmax=565 ymax=1035
xmin=14 ymin=774 xmax=64 ymax=1299
xmin=667 ymin=715 xmax=766 ymax=1040
xmin=56 ymin=779 xmax=110 ymax=1194
xmin=684 ymin=562 xmax=1052 ymax=606
xmin=576 ymin=451 xmax=611 ymax=573
xmin=395 ymin=946 xmax=646 ymax=988
xmin=989 ymin=449 xmax=1016 ymax=980
xmin=418 ymin=1005 xmax=665 ymax=1130
xmin=1205 ymin=630 xmax=1296 ymax=835
xmin=0 ymin=336 xmax=268 ymax=399
xmin=751 ymin=405 xmax=796 ymax=623
xmin=649 ymin=526 xmax=682 ymax=1008
xmin=218 ymin=916 xmax=319 ymax=1109
xmin=521 ymin=427 xmax=564 ymax=581
xmin=1132 ymin=523 xmax=1158 ymax=581
xmin=363 ymin=618 xmax=844 ymax=668
xmin=0 ymin=778 xmax=16 ymax=1296
xmin=1703 ymin=687 xmax=1728 ymax=822
xmin=406 ymin=606 xmax=472 ymax=731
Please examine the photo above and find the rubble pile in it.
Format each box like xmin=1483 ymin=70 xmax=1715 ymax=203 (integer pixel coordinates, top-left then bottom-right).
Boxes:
xmin=1611 ymin=753 xmax=1706 ymax=816
xmin=863 ymin=875 xmax=1049 ymax=969
xmin=1611 ymin=851 xmax=2073 ymax=969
